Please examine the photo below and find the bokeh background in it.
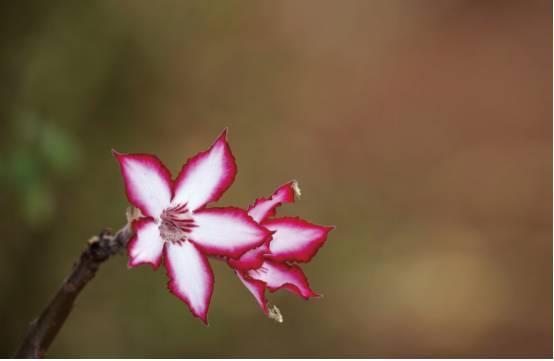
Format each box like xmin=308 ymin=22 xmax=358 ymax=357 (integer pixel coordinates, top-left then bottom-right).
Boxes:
xmin=0 ymin=0 xmax=551 ymax=357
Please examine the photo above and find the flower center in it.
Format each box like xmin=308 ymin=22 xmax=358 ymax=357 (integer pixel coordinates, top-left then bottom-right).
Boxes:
xmin=159 ymin=203 xmax=195 ymax=244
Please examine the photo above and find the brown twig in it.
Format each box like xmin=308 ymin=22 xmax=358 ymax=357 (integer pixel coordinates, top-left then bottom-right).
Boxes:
xmin=14 ymin=224 xmax=134 ymax=358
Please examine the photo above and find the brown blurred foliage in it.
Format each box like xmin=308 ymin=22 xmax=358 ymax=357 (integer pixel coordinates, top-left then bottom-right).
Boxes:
xmin=0 ymin=0 xmax=551 ymax=357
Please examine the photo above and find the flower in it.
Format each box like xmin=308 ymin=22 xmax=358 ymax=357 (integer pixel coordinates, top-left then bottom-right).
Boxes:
xmin=113 ymin=129 xmax=271 ymax=323
xmin=228 ymin=181 xmax=334 ymax=320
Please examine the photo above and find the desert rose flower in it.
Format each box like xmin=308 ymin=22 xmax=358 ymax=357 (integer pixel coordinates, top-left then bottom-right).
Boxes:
xmin=113 ymin=129 xmax=270 ymax=323
xmin=228 ymin=181 xmax=334 ymax=321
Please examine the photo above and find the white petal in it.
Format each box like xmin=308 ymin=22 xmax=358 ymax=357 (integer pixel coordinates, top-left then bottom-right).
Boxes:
xmin=127 ymin=218 xmax=165 ymax=269
xmin=264 ymin=217 xmax=333 ymax=263
xmin=172 ymin=129 xmax=236 ymax=211
xmin=165 ymin=241 xmax=214 ymax=323
xmin=113 ymin=152 xmax=172 ymax=218
xmin=247 ymin=260 xmax=318 ymax=299
xmin=188 ymin=207 xmax=271 ymax=258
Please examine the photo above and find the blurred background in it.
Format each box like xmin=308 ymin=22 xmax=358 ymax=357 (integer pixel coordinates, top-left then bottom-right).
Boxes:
xmin=0 ymin=0 xmax=551 ymax=357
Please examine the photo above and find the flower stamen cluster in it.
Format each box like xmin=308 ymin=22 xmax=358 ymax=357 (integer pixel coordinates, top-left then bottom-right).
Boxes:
xmin=159 ymin=204 xmax=195 ymax=244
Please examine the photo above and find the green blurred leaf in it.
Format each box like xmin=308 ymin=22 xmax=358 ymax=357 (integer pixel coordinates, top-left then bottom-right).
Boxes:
xmin=40 ymin=122 xmax=80 ymax=173
xmin=7 ymin=148 xmax=40 ymax=190
xmin=21 ymin=181 xmax=55 ymax=226
xmin=3 ymin=111 xmax=81 ymax=227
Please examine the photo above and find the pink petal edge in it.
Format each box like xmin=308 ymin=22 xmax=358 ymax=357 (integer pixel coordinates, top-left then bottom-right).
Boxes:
xmin=227 ymin=242 xmax=270 ymax=271
xmin=236 ymin=271 xmax=269 ymax=315
xmin=247 ymin=181 xmax=297 ymax=223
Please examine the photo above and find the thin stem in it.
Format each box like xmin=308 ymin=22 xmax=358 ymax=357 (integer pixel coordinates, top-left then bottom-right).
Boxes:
xmin=14 ymin=224 xmax=134 ymax=358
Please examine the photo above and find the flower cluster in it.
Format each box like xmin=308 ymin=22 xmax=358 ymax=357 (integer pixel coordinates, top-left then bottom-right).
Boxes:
xmin=114 ymin=129 xmax=333 ymax=324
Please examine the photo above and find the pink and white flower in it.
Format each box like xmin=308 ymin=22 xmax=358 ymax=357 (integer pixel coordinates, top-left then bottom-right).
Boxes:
xmin=228 ymin=181 xmax=334 ymax=320
xmin=113 ymin=129 xmax=270 ymax=323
